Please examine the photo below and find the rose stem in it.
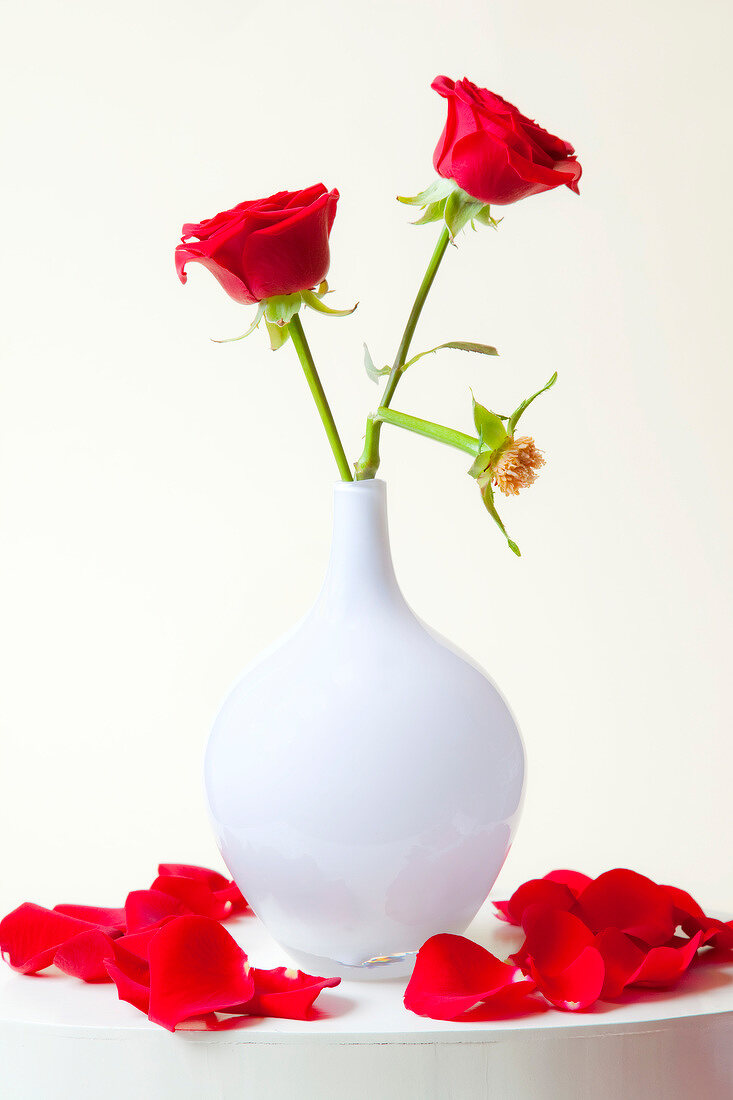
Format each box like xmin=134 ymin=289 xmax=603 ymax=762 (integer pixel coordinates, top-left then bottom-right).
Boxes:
xmin=375 ymin=407 xmax=479 ymax=455
xmin=288 ymin=313 xmax=353 ymax=482
xmin=354 ymin=225 xmax=451 ymax=479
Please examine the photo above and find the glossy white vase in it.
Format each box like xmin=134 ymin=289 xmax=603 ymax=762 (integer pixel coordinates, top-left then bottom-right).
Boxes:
xmin=204 ymin=479 xmax=525 ymax=979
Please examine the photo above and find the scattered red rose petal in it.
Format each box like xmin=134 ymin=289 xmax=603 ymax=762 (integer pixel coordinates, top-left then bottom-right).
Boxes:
xmin=114 ymin=921 xmax=174 ymax=961
xmin=2 ymin=863 xmax=728 ymax=1032
xmin=699 ymin=920 xmax=733 ymax=951
xmin=527 ymin=948 xmax=605 ymax=1012
xmin=214 ymin=880 xmax=250 ymax=915
xmin=492 ymin=898 xmax=515 ymax=923
xmin=53 ymin=905 xmax=127 ymax=935
xmin=224 ymin=966 xmax=341 ymax=1020
xmin=662 ymin=883 xmax=707 ymax=928
xmin=575 ymin=869 xmax=677 ymax=946
xmin=104 ymin=942 xmax=151 ymax=1014
xmin=150 ymin=875 xmax=233 ymax=921
xmin=521 ymin=904 xmax=605 ymax=1011
xmin=157 ymin=864 xmax=230 ymax=891
xmin=629 ymin=931 xmax=702 ymax=989
xmin=661 ymin=884 xmax=733 ymax=950
xmin=125 ymin=889 xmax=189 ymax=933
xmin=156 ymin=863 xmax=250 ymax=917
xmin=147 ymin=915 xmax=255 ymax=1031
xmin=53 ymin=929 xmax=117 ymax=983
xmin=493 ymin=878 xmax=576 ymax=927
xmin=543 ymin=869 xmax=593 ymax=897
xmin=0 ymin=903 xmax=96 ymax=975
xmin=594 ymin=927 xmax=647 ymax=998
xmin=404 ymin=933 xmax=535 ymax=1021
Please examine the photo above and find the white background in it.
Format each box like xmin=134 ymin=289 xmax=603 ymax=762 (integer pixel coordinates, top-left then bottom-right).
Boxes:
xmin=1 ymin=0 xmax=731 ymax=918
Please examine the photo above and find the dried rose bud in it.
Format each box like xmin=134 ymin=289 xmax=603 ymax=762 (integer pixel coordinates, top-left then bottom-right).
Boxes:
xmin=493 ymin=436 xmax=545 ymax=496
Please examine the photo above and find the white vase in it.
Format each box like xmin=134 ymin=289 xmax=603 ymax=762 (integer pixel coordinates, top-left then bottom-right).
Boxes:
xmin=204 ymin=479 xmax=525 ymax=979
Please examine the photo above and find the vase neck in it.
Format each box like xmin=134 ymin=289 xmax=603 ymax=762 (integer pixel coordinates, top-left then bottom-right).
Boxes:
xmin=318 ymin=479 xmax=401 ymax=608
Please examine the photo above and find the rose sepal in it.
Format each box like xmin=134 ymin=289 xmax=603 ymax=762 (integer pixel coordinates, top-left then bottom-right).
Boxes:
xmin=266 ymin=320 xmax=291 ymax=351
xmin=472 ymin=395 xmax=508 ymax=451
xmin=301 ymin=289 xmax=358 ymax=318
xmin=444 ymin=190 xmax=485 ymax=241
xmin=211 ymin=302 xmax=267 ymax=344
xmin=398 ymin=179 xmax=496 ymax=240
xmin=477 ymin=477 xmax=521 ymax=557
xmin=508 ymin=372 xmax=557 ymax=433
xmin=265 ymin=293 xmax=303 ymax=327
xmin=397 ymin=178 xmax=457 ymax=208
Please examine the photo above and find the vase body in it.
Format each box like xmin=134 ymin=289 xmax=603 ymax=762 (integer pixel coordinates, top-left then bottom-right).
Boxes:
xmin=204 ymin=479 xmax=525 ymax=978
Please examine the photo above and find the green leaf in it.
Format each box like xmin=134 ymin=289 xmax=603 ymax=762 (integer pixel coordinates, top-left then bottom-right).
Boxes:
xmin=444 ymin=191 xmax=484 ymax=240
xmin=480 ymin=481 xmax=521 ymax=556
xmin=264 ymin=293 xmax=303 ymax=327
xmin=472 ymin=397 xmax=508 ymax=451
xmin=507 ymin=372 xmax=558 ymax=434
xmin=266 ymin=318 xmax=291 ymax=351
xmin=301 ymin=289 xmax=358 ymax=317
xmin=364 ymin=343 xmax=390 ymax=384
xmin=211 ymin=301 xmax=266 ymax=343
xmin=315 ymin=279 xmax=329 ymax=298
xmin=403 ymin=341 xmax=498 ymax=370
xmin=397 ymin=178 xmax=456 ymax=207
xmin=411 ymin=198 xmax=448 ymax=225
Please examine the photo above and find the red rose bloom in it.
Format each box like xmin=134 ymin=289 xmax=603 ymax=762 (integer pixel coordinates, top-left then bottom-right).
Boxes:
xmin=431 ymin=76 xmax=581 ymax=206
xmin=175 ymin=185 xmax=339 ymax=305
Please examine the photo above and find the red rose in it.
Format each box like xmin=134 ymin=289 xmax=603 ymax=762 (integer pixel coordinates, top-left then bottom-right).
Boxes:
xmin=175 ymin=184 xmax=339 ymax=305
xmin=432 ymin=76 xmax=581 ymax=206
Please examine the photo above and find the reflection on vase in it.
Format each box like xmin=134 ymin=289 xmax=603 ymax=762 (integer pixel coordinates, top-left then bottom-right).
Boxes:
xmin=385 ymin=823 xmax=512 ymax=928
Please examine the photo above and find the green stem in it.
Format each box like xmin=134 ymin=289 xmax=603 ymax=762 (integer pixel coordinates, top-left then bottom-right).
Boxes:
xmin=289 ymin=314 xmax=353 ymax=482
xmin=355 ymin=226 xmax=451 ymax=478
xmin=376 ymin=407 xmax=479 ymax=456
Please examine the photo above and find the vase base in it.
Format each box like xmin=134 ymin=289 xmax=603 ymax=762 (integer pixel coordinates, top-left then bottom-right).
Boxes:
xmin=279 ymin=943 xmax=417 ymax=982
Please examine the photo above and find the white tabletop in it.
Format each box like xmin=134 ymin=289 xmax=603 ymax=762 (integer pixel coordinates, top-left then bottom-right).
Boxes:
xmin=2 ymin=904 xmax=732 ymax=1099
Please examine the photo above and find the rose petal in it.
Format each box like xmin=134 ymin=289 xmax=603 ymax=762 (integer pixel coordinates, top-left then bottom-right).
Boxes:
xmin=661 ymin=884 xmax=733 ymax=949
xmin=699 ymin=919 xmax=733 ymax=950
xmin=223 ymin=966 xmax=341 ymax=1020
xmin=53 ymin=904 xmax=126 ymax=935
xmin=629 ymin=932 xmax=702 ymax=989
xmin=0 ymin=903 xmax=96 ymax=974
xmin=492 ymin=898 xmax=515 ymax=923
xmin=543 ymin=870 xmax=594 ymax=898
xmin=104 ymin=942 xmax=151 ymax=1014
xmin=494 ymin=878 xmax=576 ymax=927
xmin=521 ymin=904 xmax=596 ymax=975
xmin=594 ymin=928 xmax=646 ymax=998
xmin=575 ymin=869 xmax=676 ymax=946
xmin=214 ymin=880 xmax=250 ymax=915
xmin=147 ymin=915 xmax=254 ymax=1032
xmin=53 ymin=929 xmax=117 ymax=983
xmin=404 ymin=933 xmax=535 ymax=1021
xmin=114 ymin=920 xmax=174 ymax=961
xmin=528 ymin=945 xmax=605 ymax=1011
xmin=157 ymin=864 xmax=230 ymax=892
xmin=520 ymin=904 xmax=606 ymax=1011
xmin=149 ymin=875 xmax=232 ymax=920
xmin=124 ymin=889 xmax=189 ymax=932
